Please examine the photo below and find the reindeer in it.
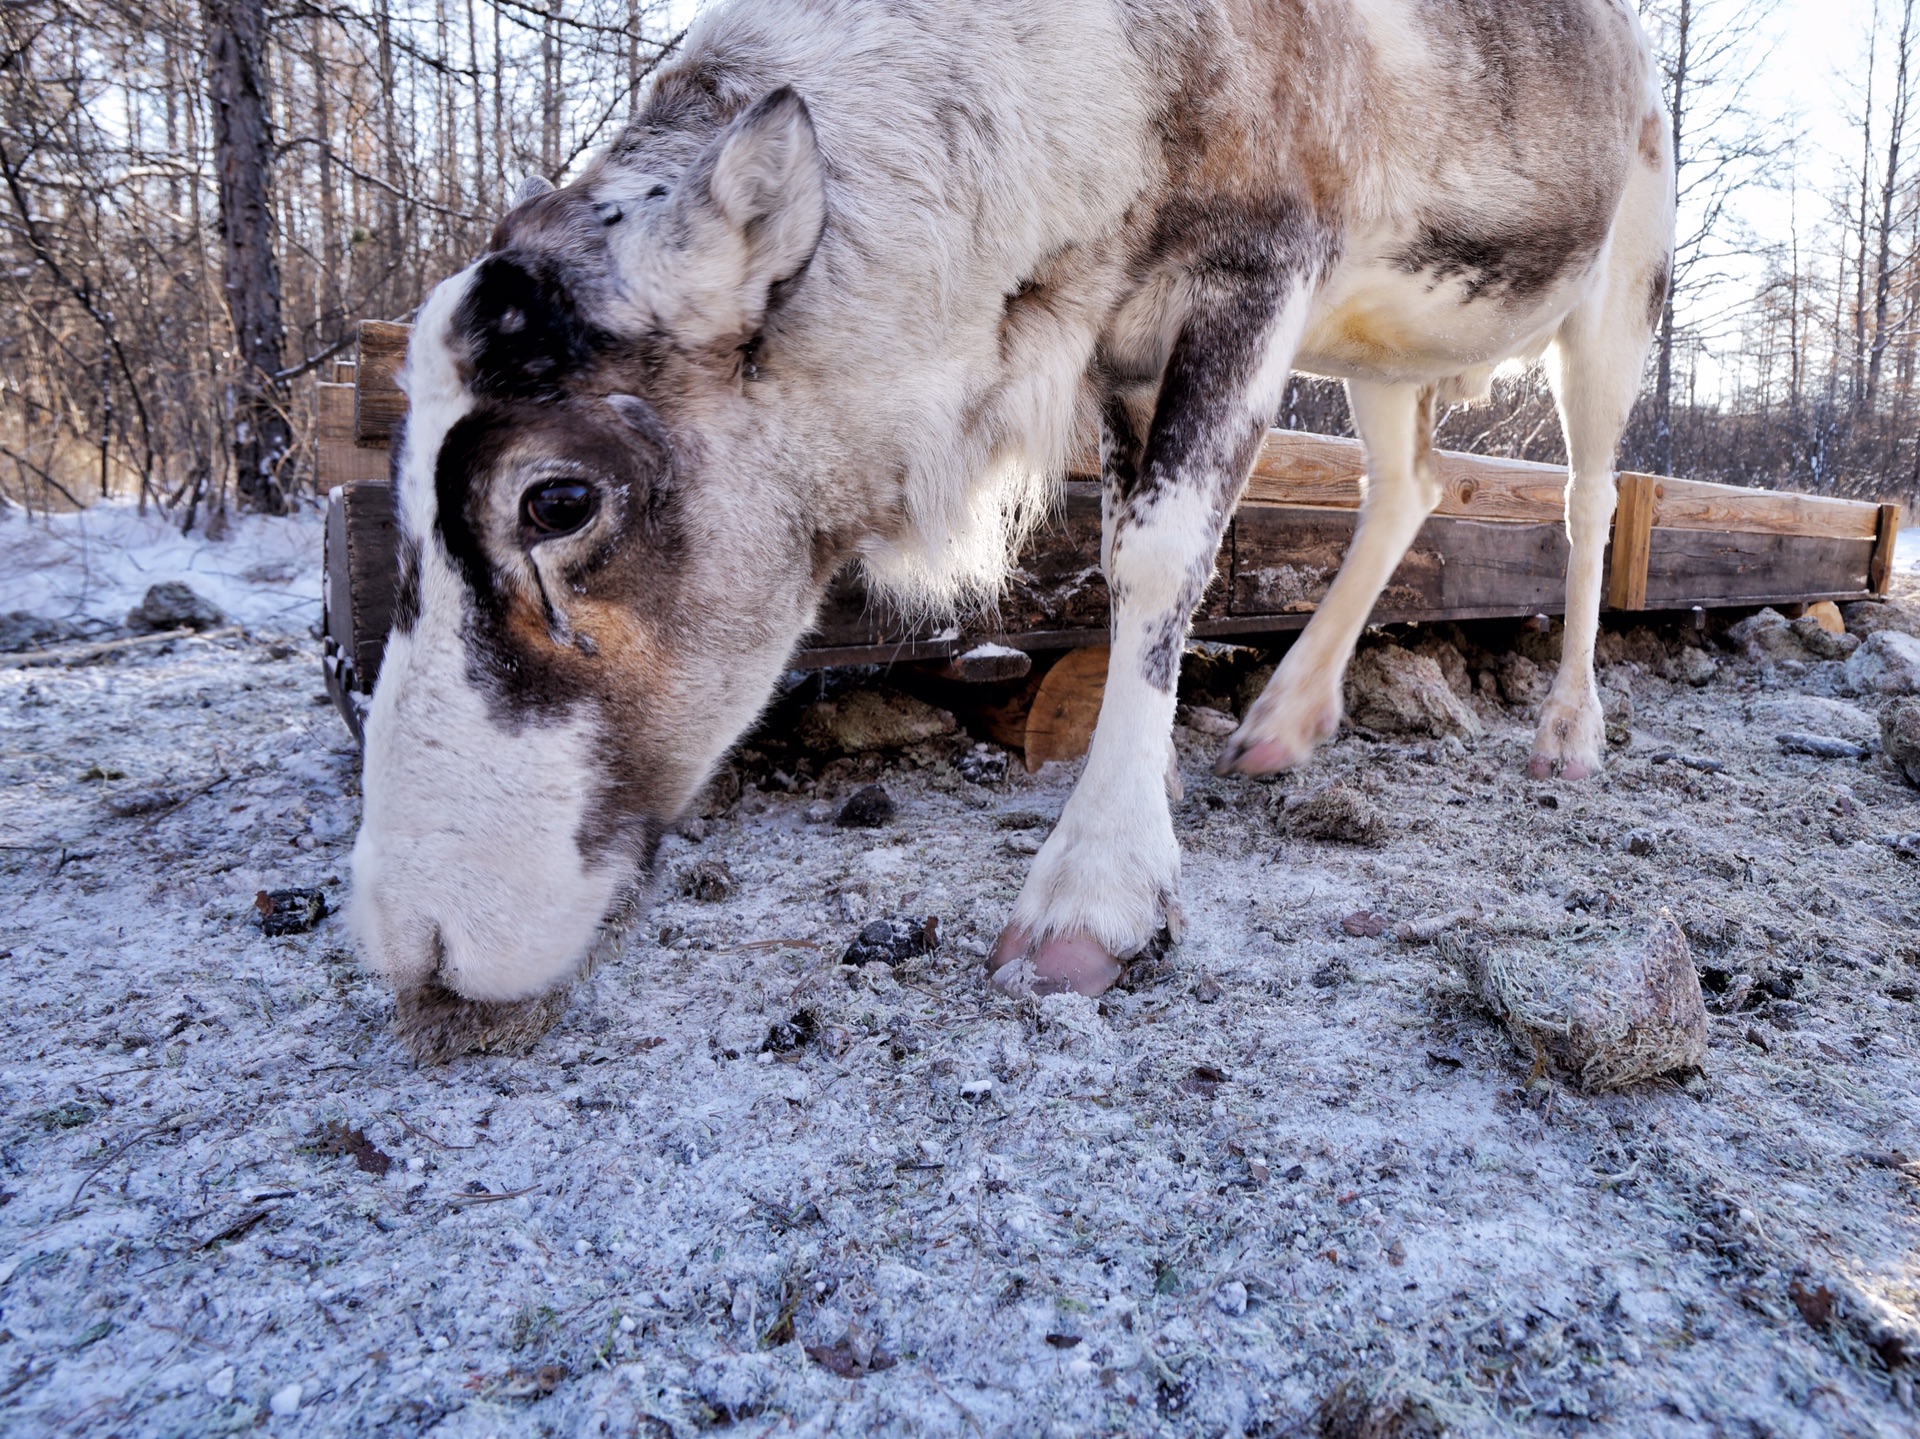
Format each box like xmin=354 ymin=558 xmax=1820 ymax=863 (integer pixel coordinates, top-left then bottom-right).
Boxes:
xmin=349 ymin=0 xmax=1674 ymax=1059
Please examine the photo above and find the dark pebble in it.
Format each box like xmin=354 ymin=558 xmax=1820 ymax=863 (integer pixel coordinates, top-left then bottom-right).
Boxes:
xmin=841 ymin=915 xmax=939 ymax=966
xmin=255 ymin=888 xmax=327 ymax=936
xmin=835 ymin=784 xmax=894 ymax=828
xmin=957 ymin=748 xmax=1010 ymax=786
xmin=762 ymin=1009 xmax=818 ymax=1054
xmin=678 ymin=860 xmax=734 ymax=902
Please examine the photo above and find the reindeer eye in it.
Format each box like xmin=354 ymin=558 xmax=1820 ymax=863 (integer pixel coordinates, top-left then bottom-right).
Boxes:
xmin=521 ymin=480 xmax=597 ymax=536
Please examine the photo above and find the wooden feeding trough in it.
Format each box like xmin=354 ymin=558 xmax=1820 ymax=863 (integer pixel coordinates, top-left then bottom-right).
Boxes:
xmin=321 ymin=319 xmax=1902 ymax=754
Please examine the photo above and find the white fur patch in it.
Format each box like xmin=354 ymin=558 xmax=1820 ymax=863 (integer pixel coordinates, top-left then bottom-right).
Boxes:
xmin=350 ymin=266 xmax=630 ymax=1002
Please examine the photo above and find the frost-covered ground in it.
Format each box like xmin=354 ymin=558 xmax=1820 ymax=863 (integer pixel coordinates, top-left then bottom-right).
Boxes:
xmin=1 ymin=505 xmax=1918 ymax=1438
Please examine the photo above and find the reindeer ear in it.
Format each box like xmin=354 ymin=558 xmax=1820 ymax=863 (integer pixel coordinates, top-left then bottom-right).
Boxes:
xmin=650 ymin=87 xmax=825 ymax=351
xmin=515 ymin=175 xmax=556 ymax=205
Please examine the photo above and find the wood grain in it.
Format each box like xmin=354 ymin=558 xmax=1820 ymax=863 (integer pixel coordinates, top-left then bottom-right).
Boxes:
xmin=1870 ymin=504 xmax=1902 ymax=596
xmin=1607 ymin=473 xmax=1655 ymax=611
xmin=1649 ymin=475 xmax=1882 ymax=540
xmin=324 ymin=480 xmax=399 ymax=693
xmin=1022 ymin=644 xmax=1109 ymax=771
xmin=1643 ymin=529 xmax=1877 ymax=608
xmin=354 ymin=320 xmax=411 ymax=445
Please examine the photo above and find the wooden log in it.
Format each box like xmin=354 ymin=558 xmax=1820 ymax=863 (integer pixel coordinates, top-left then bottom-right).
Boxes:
xmin=1022 ymin=644 xmax=1109 ymax=771
xmin=1607 ymin=472 xmax=1656 ymax=611
xmin=1870 ymin=504 xmax=1902 ymax=596
xmin=1236 ymin=430 xmax=1575 ymax=525
xmin=354 ymin=320 xmax=411 ymax=446
xmin=1 ymin=626 xmax=243 ymax=669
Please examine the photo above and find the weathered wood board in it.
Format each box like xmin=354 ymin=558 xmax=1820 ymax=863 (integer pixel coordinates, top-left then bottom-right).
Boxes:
xmin=318 ymin=318 xmax=1903 ymax=730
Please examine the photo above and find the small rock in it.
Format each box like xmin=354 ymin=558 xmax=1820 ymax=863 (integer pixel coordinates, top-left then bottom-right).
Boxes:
xmin=1191 ymin=974 xmax=1224 ymax=1003
xmin=1669 ymin=645 xmax=1719 ymax=688
xmin=1277 ymin=785 xmax=1388 ymax=846
xmin=1841 ymin=597 xmax=1920 ymax=638
xmin=1621 ymin=828 xmax=1658 ymax=857
xmin=1494 ymin=652 xmax=1553 ymax=708
xmin=841 ymin=915 xmax=939 ymax=966
xmin=1214 ymin=1281 xmax=1249 ymax=1316
xmin=800 ymin=688 xmax=955 ymax=754
xmin=677 ymin=860 xmax=734 ymax=902
xmin=1002 ymin=832 xmax=1042 ymax=854
xmin=957 ymin=746 xmax=1009 ymax=786
xmin=1847 ymin=631 xmax=1920 ymax=696
xmin=269 ymin=1382 xmax=302 ymax=1417
xmin=762 ymin=1009 xmax=817 ymax=1054
xmin=1340 ymin=910 xmax=1390 ymax=937
xmin=1409 ymin=637 xmax=1472 ymax=698
xmin=1344 ymin=645 xmax=1483 ymax=739
xmin=804 ymin=799 xmax=835 ymax=824
xmin=835 ymin=784 xmax=895 ymax=827
xmin=1883 ymin=699 xmax=1920 ymax=786
xmin=0 ymin=611 xmax=84 ymax=652
xmin=126 ymin=581 xmax=224 ymax=633
xmin=255 ymin=888 xmax=327 ymax=936
xmin=206 ymin=1367 xmax=236 ymax=1400
xmin=1776 ymin=733 xmax=1872 ymax=761
xmin=1789 ymin=616 xmax=1859 ymax=660
xmin=959 ymin=1078 xmax=993 ymax=1100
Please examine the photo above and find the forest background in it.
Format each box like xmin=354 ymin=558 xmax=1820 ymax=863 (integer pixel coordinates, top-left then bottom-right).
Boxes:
xmin=3 ymin=0 xmax=1919 ymax=528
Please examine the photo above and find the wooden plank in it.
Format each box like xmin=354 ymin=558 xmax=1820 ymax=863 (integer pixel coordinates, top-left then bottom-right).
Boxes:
xmin=1870 ymin=503 xmax=1902 ymax=595
xmin=1643 ymin=528 xmax=1876 ymax=609
xmin=1607 ymin=472 xmax=1655 ymax=611
xmin=355 ymin=320 xmax=411 ymax=446
xmin=1229 ymin=505 xmax=1573 ymax=619
xmin=1648 ymin=474 xmax=1881 ymax=541
xmin=316 ymin=382 xmax=356 ymax=442
xmin=1239 ymin=430 xmax=1575 ymax=525
xmin=324 ymin=480 xmax=400 ymax=692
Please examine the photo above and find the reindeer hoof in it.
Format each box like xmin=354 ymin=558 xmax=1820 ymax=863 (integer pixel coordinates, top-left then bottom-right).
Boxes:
xmin=987 ymin=924 xmax=1124 ymax=997
xmin=392 ymin=977 xmax=570 ymax=1065
xmin=1213 ymin=730 xmax=1312 ymax=777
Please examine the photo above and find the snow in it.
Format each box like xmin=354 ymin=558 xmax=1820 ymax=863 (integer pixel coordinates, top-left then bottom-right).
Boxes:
xmin=1896 ymin=524 xmax=1919 ymax=577
xmin=1 ymin=535 xmax=1918 ymax=1435
xmin=0 ymin=499 xmax=325 ymax=635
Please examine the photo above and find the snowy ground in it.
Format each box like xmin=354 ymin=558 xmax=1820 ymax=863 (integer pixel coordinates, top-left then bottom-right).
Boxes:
xmin=1 ymin=505 xmax=1918 ymax=1437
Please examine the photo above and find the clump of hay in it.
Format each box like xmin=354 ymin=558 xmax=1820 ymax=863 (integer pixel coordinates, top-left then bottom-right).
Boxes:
xmin=1277 ymin=784 xmax=1389 ymax=845
xmin=1440 ymin=910 xmax=1707 ymax=1090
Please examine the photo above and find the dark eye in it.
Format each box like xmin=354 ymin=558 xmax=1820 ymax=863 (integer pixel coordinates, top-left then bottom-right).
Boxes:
xmin=521 ymin=480 xmax=597 ymax=536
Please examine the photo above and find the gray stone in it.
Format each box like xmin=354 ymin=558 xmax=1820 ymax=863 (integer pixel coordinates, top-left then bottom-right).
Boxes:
xmin=1884 ymin=699 xmax=1920 ymax=787
xmin=1344 ymin=645 xmax=1482 ymax=739
xmin=0 ymin=611 xmax=84 ymax=652
xmin=1846 ymin=631 xmax=1920 ymax=696
xmin=126 ymin=582 xmax=224 ymax=633
xmin=1495 ymin=652 xmax=1553 ymax=708
xmin=1789 ymin=616 xmax=1859 ymax=660
xmin=1668 ymin=645 xmax=1719 ymax=688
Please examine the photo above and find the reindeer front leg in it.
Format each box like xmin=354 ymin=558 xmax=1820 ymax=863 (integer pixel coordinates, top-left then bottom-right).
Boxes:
xmin=988 ymin=279 xmax=1307 ymax=997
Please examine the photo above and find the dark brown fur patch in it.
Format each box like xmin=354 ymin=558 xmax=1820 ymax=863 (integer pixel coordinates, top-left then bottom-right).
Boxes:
xmin=394 ymin=976 xmax=571 ymax=1065
xmin=1639 ymin=110 xmax=1666 ymax=168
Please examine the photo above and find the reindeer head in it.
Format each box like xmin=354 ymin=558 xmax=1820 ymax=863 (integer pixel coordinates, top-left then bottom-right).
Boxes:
xmin=350 ymin=89 xmax=834 ymax=1025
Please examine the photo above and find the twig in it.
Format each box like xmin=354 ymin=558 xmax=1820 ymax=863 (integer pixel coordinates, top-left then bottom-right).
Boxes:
xmin=61 ymin=1115 xmax=190 ymax=1215
xmin=447 ymin=1185 xmax=539 ymax=1209
xmin=0 ymin=625 xmax=243 ymax=669
xmin=392 ymin=1112 xmax=475 ymax=1151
